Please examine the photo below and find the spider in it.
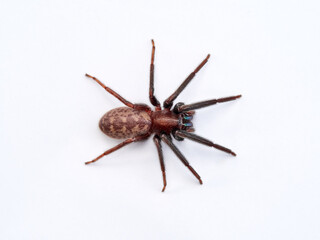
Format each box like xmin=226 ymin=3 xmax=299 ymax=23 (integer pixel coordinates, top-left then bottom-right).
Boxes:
xmin=85 ymin=40 xmax=241 ymax=192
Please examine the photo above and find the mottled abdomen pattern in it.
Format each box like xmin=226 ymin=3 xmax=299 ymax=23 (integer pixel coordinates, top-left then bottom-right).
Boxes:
xmin=99 ymin=107 xmax=151 ymax=139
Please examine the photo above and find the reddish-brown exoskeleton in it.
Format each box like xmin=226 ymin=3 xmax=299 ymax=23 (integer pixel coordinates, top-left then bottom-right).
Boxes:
xmin=85 ymin=40 xmax=241 ymax=192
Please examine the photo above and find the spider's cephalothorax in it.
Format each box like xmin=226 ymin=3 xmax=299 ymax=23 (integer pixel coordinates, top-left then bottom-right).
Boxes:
xmin=85 ymin=40 xmax=241 ymax=192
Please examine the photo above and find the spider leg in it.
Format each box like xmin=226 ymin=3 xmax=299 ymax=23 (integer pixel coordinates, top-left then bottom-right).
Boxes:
xmin=161 ymin=134 xmax=203 ymax=185
xmin=176 ymin=95 xmax=241 ymax=113
xmin=163 ymin=54 xmax=210 ymax=109
xmin=85 ymin=135 xmax=148 ymax=165
xmin=149 ymin=40 xmax=161 ymax=109
xmin=153 ymin=135 xmax=167 ymax=192
xmin=85 ymin=73 xmax=135 ymax=108
xmin=175 ymin=130 xmax=236 ymax=156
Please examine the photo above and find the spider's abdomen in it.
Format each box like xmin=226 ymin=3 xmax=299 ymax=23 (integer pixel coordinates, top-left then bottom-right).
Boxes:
xmin=99 ymin=107 xmax=151 ymax=139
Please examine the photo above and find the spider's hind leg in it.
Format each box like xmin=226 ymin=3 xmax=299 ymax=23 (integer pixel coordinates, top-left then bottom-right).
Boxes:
xmin=86 ymin=74 xmax=151 ymax=112
xmin=85 ymin=73 xmax=135 ymax=108
xmin=85 ymin=135 xmax=148 ymax=165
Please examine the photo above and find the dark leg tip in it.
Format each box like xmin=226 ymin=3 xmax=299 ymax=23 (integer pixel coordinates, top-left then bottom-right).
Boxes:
xmin=231 ymin=152 xmax=237 ymax=156
xmin=199 ymin=179 xmax=203 ymax=185
xmin=161 ymin=185 xmax=166 ymax=192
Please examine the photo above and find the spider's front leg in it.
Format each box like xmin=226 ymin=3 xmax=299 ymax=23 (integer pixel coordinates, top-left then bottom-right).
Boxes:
xmin=175 ymin=95 xmax=242 ymax=112
xmin=175 ymin=130 xmax=236 ymax=156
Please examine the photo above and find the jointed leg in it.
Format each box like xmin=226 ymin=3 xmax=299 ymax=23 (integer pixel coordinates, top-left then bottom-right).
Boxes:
xmin=161 ymin=134 xmax=203 ymax=184
xmin=176 ymin=95 xmax=241 ymax=113
xmin=163 ymin=54 xmax=210 ymax=109
xmin=85 ymin=73 xmax=134 ymax=108
xmin=175 ymin=130 xmax=236 ymax=156
xmin=149 ymin=40 xmax=161 ymax=109
xmin=85 ymin=135 xmax=148 ymax=165
xmin=153 ymin=135 xmax=167 ymax=192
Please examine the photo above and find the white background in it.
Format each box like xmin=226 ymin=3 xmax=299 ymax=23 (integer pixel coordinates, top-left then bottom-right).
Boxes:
xmin=1 ymin=0 xmax=320 ymax=239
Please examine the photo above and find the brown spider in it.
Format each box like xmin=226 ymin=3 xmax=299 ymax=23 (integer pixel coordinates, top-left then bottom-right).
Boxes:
xmin=85 ymin=40 xmax=241 ymax=192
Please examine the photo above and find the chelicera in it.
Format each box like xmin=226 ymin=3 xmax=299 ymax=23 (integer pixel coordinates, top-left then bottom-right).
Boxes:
xmin=85 ymin=40 xmax=241 ymax=192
